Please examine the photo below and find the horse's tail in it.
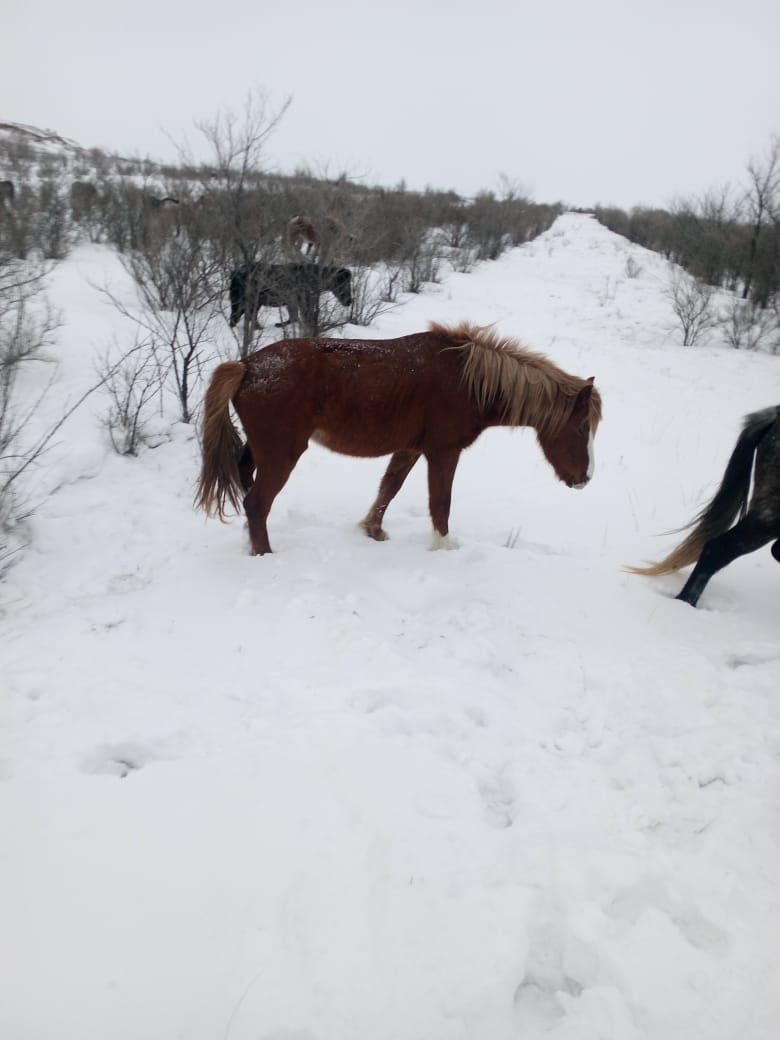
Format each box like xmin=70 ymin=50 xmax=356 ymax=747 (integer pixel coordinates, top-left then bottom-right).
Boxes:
xmin=628 ymin=406 xmax=778 ymax=576
xmin=195 ymin=361 xmax=247 ymax=520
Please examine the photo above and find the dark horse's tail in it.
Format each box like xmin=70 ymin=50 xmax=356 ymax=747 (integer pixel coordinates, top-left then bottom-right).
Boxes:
xmin=628 ymin=406 xmax=778 ymax=576
xmin=195 ymin=361 xmax=247 ymax=520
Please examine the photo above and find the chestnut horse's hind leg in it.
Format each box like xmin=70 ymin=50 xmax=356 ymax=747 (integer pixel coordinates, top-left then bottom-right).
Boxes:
xmin=425 ymin=449 xmax=461 ymax=549
xmin=360 ymin=451 xmax=420 ymax=541
xmin=676 ymin=513 xmax=774 ymax=606
xmin=238 ymin=442 xmax=255 ymax=494
xmin=243 ymin=445 xmax=306 ymax=555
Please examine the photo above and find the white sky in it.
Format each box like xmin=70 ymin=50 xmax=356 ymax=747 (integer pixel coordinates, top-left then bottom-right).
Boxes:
xmin=4 ymin=0 xmax=779 ymax=208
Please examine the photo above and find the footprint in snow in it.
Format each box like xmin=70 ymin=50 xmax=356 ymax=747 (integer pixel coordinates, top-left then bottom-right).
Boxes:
xmin=724 ymin=643 xmax=779 ymax=669
xmin=81 ymin=741 xmax=161 ymax=779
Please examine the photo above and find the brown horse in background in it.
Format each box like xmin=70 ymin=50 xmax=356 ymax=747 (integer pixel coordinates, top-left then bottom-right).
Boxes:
xmin=196 ymin=322 xmax=602 ymax=555
xmin=287 ymin=214 xmax=355 ymax=258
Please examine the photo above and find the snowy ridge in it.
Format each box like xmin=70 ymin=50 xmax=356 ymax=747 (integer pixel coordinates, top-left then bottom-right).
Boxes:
xmin=1 ymin=214 xmax=779 ymax=1040
xmin=0 ymin=119 xmax=83 ymax=153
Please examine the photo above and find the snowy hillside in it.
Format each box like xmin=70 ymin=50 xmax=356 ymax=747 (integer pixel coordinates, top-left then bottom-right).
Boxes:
xmin=2 ymin=214 xmax=779 ymax=1040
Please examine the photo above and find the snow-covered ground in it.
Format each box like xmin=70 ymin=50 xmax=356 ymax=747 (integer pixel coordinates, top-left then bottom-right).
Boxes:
xmin=2 ymin=214 xmax=779 ymax=1040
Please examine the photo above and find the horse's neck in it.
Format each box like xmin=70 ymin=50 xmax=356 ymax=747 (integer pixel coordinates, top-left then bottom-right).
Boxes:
xmin=480 ymin=395 xmax=548 ymax=432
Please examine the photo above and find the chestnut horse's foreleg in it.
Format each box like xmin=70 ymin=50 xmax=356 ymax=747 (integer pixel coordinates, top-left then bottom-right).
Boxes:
xmin=243 ymin=444 xmax=306 ymax=555
xmin=425 ymin=449 xmax=461 ymax=549
xmin=676 ymin=513 xmax=774 ymax=606
xmin=360 ymin=451 xmax=420 ymax=541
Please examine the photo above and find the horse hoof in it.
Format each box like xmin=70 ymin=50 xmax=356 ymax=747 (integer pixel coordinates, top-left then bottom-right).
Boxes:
xmin=359 ymin=519 xmax=388 ymax=542
xmin=675 ymin=592 xmax=698 ymax=607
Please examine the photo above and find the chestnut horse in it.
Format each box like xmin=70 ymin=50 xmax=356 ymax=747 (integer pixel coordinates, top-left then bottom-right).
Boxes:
xmin=629 ymin=405 xmax=780 ymax=606
xmin=287 ymin=214 xmax=355 ymax=258
xmin=196 ymin=322 xmax=602 ymax=555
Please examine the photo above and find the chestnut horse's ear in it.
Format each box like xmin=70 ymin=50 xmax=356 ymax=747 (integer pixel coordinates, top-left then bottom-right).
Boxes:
xmin=574 ymin=380 xmax=594 ymax=412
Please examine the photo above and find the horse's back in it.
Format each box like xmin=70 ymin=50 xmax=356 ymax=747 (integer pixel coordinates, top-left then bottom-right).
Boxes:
xmin=234 ymin=333 xmax=471 ymax=458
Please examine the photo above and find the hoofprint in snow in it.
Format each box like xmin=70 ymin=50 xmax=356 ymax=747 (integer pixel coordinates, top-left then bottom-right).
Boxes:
xmin=2 ymin=214 xmax=779 ymax=1040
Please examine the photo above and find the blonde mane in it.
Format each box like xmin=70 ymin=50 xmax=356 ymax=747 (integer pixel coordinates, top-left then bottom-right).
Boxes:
xmin=430 ymin=321 xmax=602 ymax=436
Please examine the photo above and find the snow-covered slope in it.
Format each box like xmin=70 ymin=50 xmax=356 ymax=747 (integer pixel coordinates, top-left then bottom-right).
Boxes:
xmin=2 ymin=214 xmax=779 ymax=1040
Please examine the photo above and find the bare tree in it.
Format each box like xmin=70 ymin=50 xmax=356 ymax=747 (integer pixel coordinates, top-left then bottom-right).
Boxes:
xmin=192 ymin=90 xmax=291 ymax=357
xmin=741 ymin=135 xmax=780 ymax=302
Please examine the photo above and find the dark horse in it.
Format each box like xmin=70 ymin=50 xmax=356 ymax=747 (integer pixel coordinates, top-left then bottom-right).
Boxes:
xmin=629 ymin=405 xmax=780 ymax=606
xmin=228 ymin=263 xmax=353 ymax=329
xmin=196 ymin=322 xmax=602 ymax=555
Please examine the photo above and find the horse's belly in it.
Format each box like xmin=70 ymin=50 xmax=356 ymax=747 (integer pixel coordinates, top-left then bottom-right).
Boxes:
xmin=310 ymin=426 xmax=413 ymax=457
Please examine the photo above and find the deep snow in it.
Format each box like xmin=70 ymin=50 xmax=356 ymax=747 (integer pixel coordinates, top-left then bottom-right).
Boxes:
xmin=2 ymin=214 xmax=779 ymax=1040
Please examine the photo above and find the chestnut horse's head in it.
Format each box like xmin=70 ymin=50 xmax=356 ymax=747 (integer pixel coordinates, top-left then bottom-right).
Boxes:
xmin=537 ymin=378 xmax=599 ymax=489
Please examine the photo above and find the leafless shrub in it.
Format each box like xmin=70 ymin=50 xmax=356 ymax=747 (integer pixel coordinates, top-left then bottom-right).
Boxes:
xmin=101 ymin=225 xmax=222 ymax=423
xmin=98 ymin=340 xmax=163 ymax=455
xmin=0 ymin=258 xmax=63 ymax=564
xmin=346 ymin=266 xmax=394 ymax=327
xmin=449 ymin=246 xmax=478 ymax=274
xmin=624 ymin=256 xmax=642 ymax=279
xmin=718 ymin=296 xmax=780 ymax=351
xmin=401 ymin=235 xmax=442 ymax=294
xmin=667 ymin=269 xmax=717 ymax=346
xmin=442 ymin=220 xmax=470 ymax=249
xmin=378 ymin=263 xmax=404 ymax=303
xmin=466 ymin=191 xmax=511 ymax=260
xmin=1 ymin=184 xmax=39 ymax=259
xmin=36 ymin=179 xmax=71 ymax=260
xmin=0 ymin=261 xmax=58 ymax=496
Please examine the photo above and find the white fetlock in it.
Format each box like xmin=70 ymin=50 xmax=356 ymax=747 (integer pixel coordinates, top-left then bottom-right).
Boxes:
xmin=429 ymin=531 xmax=458 ymax=551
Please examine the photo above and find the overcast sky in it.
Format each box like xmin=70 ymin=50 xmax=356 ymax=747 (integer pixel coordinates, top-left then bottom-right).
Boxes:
xmin=4 ymin=0 xmax=779 ymax=208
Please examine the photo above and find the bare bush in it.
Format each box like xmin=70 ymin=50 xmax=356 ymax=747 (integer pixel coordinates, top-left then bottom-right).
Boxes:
xmin=344 ymin=267 xmax=393 ymax=327
xmin=103 ymin=223 xmax=222 ymax=423
xmin=449 ymin=245 xmax=478 ymax=274
xmin=98 ymin=340 xmax=163 ymax=455
xmin=667 ymin=269 xmax=717 ymax=346
xmin=0 ymin=258 xmax=60 ymax=564
xmin=718 ymin=296 xmax=780 ymax=351
xmin=1 ymin=184 xmax=39 ymax=259
xmin=36 ymin=179 xmax=71 ymax=260
xmin=400 ymin=232 xmax=443 ymax=294
xmin=466 ymin=191 xmax=510 ymax=260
